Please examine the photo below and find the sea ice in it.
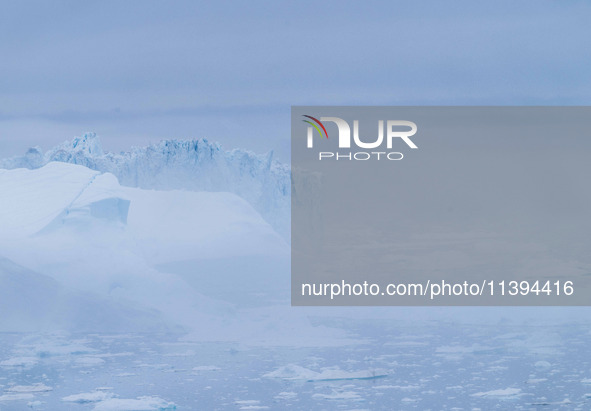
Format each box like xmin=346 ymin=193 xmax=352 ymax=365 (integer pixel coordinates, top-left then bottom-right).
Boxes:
xmin=92 ymin=395 xmax=176 ymax=410
xmin=263 ymin=364 xmax=388 ymax=381
xmin=62 ymin=390 xmax=115 ymax=403
xmin=7 ymin=383 xmax=52 ymax=393
xmin=471 ymin=387 xmax=522 ymax=398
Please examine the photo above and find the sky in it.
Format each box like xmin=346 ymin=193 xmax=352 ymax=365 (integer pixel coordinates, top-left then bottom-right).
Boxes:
xmin=0 ymin=0 xmax=590 ymax=162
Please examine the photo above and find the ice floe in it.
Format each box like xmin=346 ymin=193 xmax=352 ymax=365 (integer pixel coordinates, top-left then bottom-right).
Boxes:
xmin=92 ymin=395 xmax=176 ymax=410
xmin=7 ymin=383 xmax=52 ymax=393
xmin=264 ymin=364 xmax=388 ymax=381
xmin=471 ymin=387 xmax=522 ymax=398
xmin=62 ymin=390 xmax=115 ymax=403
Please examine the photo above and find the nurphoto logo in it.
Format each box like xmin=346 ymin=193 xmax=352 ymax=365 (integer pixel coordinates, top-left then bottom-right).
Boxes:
xmin=303 ymin=115 xmax=418 ymax=161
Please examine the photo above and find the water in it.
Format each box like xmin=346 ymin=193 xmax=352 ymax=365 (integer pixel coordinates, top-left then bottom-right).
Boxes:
xmin=1 ymin=320 xmax=590 ymax=410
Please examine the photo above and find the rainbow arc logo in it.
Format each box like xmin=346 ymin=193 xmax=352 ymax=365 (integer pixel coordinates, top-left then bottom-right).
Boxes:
xmin=302 ymin=115 xmax=329 ymax=140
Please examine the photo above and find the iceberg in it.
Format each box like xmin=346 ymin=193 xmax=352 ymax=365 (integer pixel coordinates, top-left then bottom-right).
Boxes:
xmin=0 ymin=162 xmax=297 ymax=338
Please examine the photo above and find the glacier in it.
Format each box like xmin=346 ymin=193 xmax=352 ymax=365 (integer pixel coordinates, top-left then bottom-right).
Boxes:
xmin=0 ymin=133 xmax=291 ymax=239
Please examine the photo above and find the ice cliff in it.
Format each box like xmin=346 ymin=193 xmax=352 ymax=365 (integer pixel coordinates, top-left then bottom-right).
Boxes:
xmin=0 ymin=133 xmax=290 ymax=238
